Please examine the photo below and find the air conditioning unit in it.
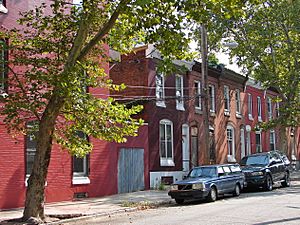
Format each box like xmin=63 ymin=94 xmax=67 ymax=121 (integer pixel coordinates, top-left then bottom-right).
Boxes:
xmin=0 ymin=3 xmax=8 ymax=14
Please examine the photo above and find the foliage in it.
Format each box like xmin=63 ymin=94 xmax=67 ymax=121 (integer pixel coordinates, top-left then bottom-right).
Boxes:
xmin=206 ymin=0 xmax=300 ymax=127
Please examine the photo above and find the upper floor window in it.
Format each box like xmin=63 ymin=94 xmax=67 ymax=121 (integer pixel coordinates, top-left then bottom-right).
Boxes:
xmin=209 ymin=85 xmax=216 ymax=113
xmin=175 ymin=74 xmax=184 ymax=110
xmin=255 ymin=131 xmax=262 ymax=153
xmin=25 ymin=121 xmax=38 ymax=177
xmin=275 ymin=102 xmax=280 ymax=117
xmin=226 ymin=125 xmax=235 ymax=157
xmin=159 ymin=119 xmax=174 ymax=166
xmin=267 ymin=97 xmax=272 ymax=119
xmin=73 ymin=131 xmax=90 ymax=184
xmin=257 ymin=96 xmax=262 ymax=121
xmin=270 ymin=130 xmax=276 ymax=151
xmin=0 ymin=40 xmax=8 ymax=90
xmin=248 ymin=94 xmax=253 ymax=120
xmin=235 ymin=89 xmax=241 ymax=116
xmin=224 ymin=85 xmax=230 ymax=113
xmin=155 ymin=72 xmax=165 ymax=107
xmin=194 ymin=81 xmax=201 ymax=110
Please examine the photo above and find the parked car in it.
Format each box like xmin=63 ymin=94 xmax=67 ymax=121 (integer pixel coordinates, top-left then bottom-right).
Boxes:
xmin=168 ymin=164 xmax=245 ymax=204
xmin=241 ymin=151 xmax=290 ymax=191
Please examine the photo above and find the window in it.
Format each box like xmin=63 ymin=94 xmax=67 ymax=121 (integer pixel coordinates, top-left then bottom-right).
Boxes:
xmin=248 ymin=94 xmax=253 ymax=119
xmin=155 ymin=73 xmax=165 ymax=107
xmin=246 ymin=128 xmax=251 ymax=155
xmin=257 ymin=96 xmax=262 ymax=121
xmin=0 ymin=0 xmax=8 ymax=14
xmin=25 ymin=121 xmax=38 ymax=177
xmin=209 ymin=85 xmax=216 ymax=113
xmin=160 ymin=119 xmax=174 ymax=166
xmin=224 ymin=85 xmax=230 ymax=113
xmin=267 ymin=97 xmax=272 ymax=119
xmin=235 ymin=89 xmax=241 ymax=115
xmin=194 ymin=81 xmax=201 ymax=110
xmin=226 ymin=125 xmax=235 ymax=157
xmin=73 ymin=131 xmax=90 ymax=184
xmin=175 ymin=75 xmax=184 ymax=110
xmin=255 ymin=131 xmax=262 ymax=153
xmin=275 ymin=102 xmax=280 ymax=117
xmin=270 ymin=130 xmax=276 ymax=151
xmin=0 ymin=39 xmax=8 ymax=90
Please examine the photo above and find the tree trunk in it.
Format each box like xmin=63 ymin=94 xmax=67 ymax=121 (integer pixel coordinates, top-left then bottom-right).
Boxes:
xmin=278 ymin=125 xmax=288 ymax=154
xmin=23 ymin=92 xmax=64 ymax=221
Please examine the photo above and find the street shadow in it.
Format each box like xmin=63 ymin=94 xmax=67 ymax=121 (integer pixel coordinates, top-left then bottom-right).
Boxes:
xmin=253 ymin=216 xmax=300 ymax=225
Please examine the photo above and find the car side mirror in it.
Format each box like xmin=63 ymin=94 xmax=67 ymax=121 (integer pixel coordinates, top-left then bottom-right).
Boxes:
xmin=183 ymin=175 xmax=187 ymax=179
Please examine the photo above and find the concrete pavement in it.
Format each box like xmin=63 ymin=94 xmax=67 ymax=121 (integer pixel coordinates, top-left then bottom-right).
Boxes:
xmin=0 ymin=170 xmax=300 ymax=224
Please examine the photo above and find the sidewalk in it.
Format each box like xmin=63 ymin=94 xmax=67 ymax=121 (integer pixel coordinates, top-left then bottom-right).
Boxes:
xmin=0 ymin=190 xmax=172 ymax=224
xmin=1 ymin=170 xmax=300 ymax=224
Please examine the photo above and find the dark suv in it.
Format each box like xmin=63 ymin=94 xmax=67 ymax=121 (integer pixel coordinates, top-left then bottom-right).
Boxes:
xmin=241 ymin=151 xmax=290 ymax=191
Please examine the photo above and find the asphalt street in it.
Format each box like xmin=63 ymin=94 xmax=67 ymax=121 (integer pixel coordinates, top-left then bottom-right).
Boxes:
xmin=65 ymin=183 xmax=300 ymax=225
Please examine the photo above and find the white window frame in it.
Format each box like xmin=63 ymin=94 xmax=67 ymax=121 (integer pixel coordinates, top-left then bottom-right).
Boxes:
xmin=226 ymin=125 xmax=235 ymax=157
xmin=72 ymin=132 xmax=90 ymax=184
xmin=194 ymin=81 xmax=201 ymax=110
xmin=255 ymin=130 xmax=262 ymax=153
xmin=267 ymin=97 xmax=273 ymax=119
xmin=209 ymin=85 xmax=216 ymax=113
xmin=248 ymin=93 xmax=253 ymax=120
xmin=175 ymin=74 xmax=184 ymax=111
xmin=257 ymin=96 xmax=262 ymax=122
xmin=159 ymin=119 xmax=174 ymax=166
xmin=235 ymin=89 xmax=241 ymax=116
xmin=270 ymin=130 xmax=276 ymax=151
xmin=155 ymin=72 xmax=165 ymax=107
xmin=224 ymin=85 xmax=230 ymax=114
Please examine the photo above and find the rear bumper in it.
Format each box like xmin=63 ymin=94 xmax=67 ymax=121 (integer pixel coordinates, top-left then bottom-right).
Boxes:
xmin=168 ymin=189 xmax=210 ymax=200
xmin=244 ymin=176 xmax=266 ymax=188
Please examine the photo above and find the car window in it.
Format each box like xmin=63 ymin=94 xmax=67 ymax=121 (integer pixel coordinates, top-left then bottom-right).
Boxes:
xmin=188 ymin=167 xmax=217 ymax=178
xmin=217 ymin=167 xmax=224 ymax=176
xmin=229 ymin=165 xmax=241 ymax=174
xmin=222 ymin=166 xmax=231 ymax=174
xmin=241 ymin=155 xmax=269 ymax=166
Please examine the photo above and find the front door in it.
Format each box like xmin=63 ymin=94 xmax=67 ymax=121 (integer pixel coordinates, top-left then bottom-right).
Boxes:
xmin=182 ymin=124 xmax=190 ymax=173
xmin=191 ymin=127 xmax=199 ymax=168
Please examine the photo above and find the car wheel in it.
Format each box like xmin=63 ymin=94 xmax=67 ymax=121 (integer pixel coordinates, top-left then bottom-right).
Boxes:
xmin=264 ymin=174 xmax=273 ymax=191
xmin=207 ymin=187 xmax=217 ymax=202
xmin=175 ymin=198 xmax=184 ymax=204
xmin=281 ymin=172 xmax=291 ymax=187
xmin=233 ymin=184 xmax=241 ymax=196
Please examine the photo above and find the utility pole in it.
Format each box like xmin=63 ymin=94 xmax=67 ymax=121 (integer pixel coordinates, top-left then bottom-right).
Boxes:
xmin=200 ymin=24 xmax=210 ymax=165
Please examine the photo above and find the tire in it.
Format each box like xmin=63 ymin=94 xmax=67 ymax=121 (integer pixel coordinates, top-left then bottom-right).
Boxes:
xmin=264 ymin=174 xmax=273 ymax=191
xmin=233 ymin=184 xmax=241 ymax=196
xmin=207 ymin=187 xmax=217 ymax=202
xmin=281 ymin=172 xmax=291 ymax=187
xmin=175 ymin=198 xmax=184 ymax=204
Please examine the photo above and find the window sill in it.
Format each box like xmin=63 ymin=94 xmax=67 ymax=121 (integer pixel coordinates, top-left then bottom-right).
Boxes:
xmin=160 ymin=159 xmax=175 ymax=167
xmin=224 ymin=110 xmax=230 ymax=117
xmin=176 ymin=105 xmax=185 ymax=111
xmin=25 ymin=175 xmax=47 ymax=187
xmin=258 ymin=117 xmax=263 ymax=122
xmin=248 ymin=115 xmax=254 ymax=121
xmin=195 ymin=108 xmax=203 ymax=114
xmin=72 ymin=176 xmax=90 ymax=185
xmin=236 ymin=113 xmax=242 ymax=119
xmin=156 ymin=101 xmax=166 ymax=108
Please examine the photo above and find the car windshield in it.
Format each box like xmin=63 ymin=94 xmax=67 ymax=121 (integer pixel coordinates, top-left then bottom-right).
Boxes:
xmin=241 ymin=155 xmax=269 ymax=166
xmin=188 ymin=167 xmax=217 ymax=178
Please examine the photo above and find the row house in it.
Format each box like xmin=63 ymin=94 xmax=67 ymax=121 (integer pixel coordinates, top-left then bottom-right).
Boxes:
xmin=0 ymin=0 xmax=149 ymax=210
xmin=110 ymin=45 xmax=300 ymax=188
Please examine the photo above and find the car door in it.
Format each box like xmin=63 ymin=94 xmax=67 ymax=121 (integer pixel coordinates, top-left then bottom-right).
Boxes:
xmin=273 ymin=153 xmax=286 ymax=180
xmin=222 ymin=166 xmax=234 ymax=192
xmin=268 ymin=155 xmax=279 ymax=181
xmin=216 ymin=166 xmax=226 ymax=194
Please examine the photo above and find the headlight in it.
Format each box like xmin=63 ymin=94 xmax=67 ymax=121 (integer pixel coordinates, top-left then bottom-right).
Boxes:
xmin=251 ymin=171 xmax=263 ymax=176
xmin=170 ymin=185 xmax=178 ymax=191
xmin=192 ymin=183 xmax=205 ymax=190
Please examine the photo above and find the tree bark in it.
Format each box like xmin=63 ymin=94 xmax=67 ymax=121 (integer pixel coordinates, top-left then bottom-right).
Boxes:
xmin=23 ymin=92 xmax=64 ymax=221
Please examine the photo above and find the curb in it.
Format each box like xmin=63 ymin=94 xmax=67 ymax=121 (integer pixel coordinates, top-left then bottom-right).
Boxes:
xmin=48 ymin=200 xmax=172 ymax=224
